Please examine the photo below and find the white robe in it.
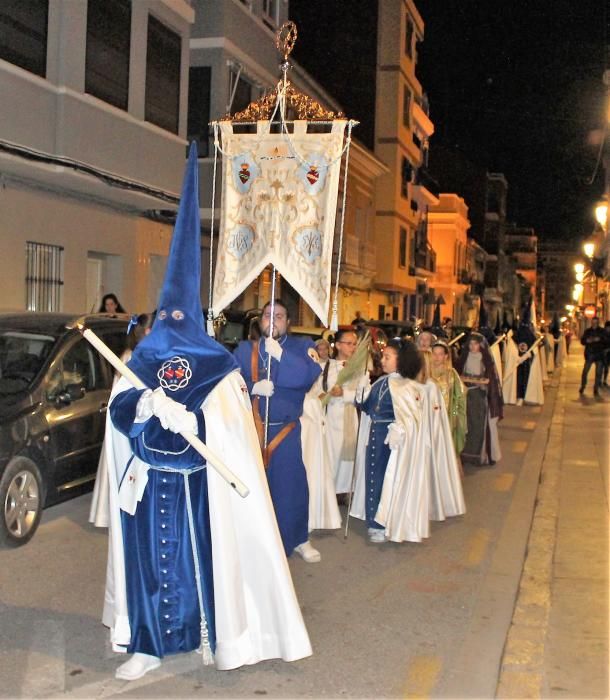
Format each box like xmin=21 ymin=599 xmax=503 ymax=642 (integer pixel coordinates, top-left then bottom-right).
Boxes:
xmin=314 ymin=359 xmax=361 ymax=494
xmin=524 ymin=347 xmax=545 ymax=405
xmin=502 ymin=331 xmax=519 ymax=405
xmin=300 ymin=391 xmax=341 ymax=531
xmin=421 ymin=380 xmax=466 ymax=521
xmin=556 ymin=333 xmax=567 ymax=368
xmin=101 ymin=370 xmax=312 ymax=670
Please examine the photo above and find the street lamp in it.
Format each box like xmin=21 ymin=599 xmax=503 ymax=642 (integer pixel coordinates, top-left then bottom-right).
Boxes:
xmin=574 ymin=262 xmax=585 ymax=274
xmin=595 ymin=203 xmax=608 ymax=228
xmin=583 ymin=241 xmax=595 ymax=258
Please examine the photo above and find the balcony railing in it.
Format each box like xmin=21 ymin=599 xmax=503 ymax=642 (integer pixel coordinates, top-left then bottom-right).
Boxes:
xmin=415 ymin=243 xmax=436 ymax=273
xmin=415 ymin=167 xmax=440 ymax=200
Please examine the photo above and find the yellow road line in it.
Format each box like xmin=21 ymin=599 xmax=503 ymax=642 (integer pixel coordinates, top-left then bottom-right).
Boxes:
xmin=466 ymin=528 xmax=490 ymax=567
xmin=404 ymin=656 xmax=442 ymax=698
xmin=512 ymin=440 xmax=528 ymax=454
xmin=493 ymin=473 xmax=515 ymax=492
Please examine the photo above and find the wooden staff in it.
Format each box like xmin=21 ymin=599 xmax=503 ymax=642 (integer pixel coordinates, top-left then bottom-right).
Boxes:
xmin=448 ymin=332 xmax=465 ymax=346
xmin=75 ymin=323 xmax=250 ymax=498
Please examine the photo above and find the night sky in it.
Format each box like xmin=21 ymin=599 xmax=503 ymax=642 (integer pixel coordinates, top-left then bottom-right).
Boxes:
xmin=290 ymin=1 xmax=608 ymax=243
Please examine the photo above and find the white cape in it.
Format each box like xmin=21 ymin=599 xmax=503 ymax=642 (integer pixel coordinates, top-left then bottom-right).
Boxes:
xmin=538 ymin=338 xmax=548 ymax=379
xmin=422 ymin=380 xmax=466 ymax=521
xmin=490 ymin=341 xmax=503 ymax=386
xmin=351 ymin=377 xmax=430 ymax=543
xmin=300 ymin=392 xmax=341 ymax=531
xmin=524 ymin=347 xmax=545 ymax=405
xmin=502 ymin=332 xmax=518 ymax=405
xmin=102 ymin=370 xmax=312 ymax=670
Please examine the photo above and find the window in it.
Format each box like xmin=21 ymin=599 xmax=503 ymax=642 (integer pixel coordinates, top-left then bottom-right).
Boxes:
xmin=403 ymin=86 xmax=411 ymax=128
xmin=25 ymin=242 xmax=63 ymax=312
xmin=263 ymin=0 xmax=280 ymax=27
xmin=405 ymin=17 xmax=414 ymax=59
xmin=188 ymin=66 xmax=211 ymax=157
xmin=47 ymin=340 xmax=103 ymax=399
xmin=401 ymin=157 xmax=412 ymax=198
xmin=229 ymin=70 xmax=252 ymax=114
xmin=85 ymin=0 xmax=131 ymax=110
xmin=146 ymin=15 xmax=181 ymax=134
xmin=0 ymin=0 xmax=48 ymax=77
xmin=399 ymin=227 xmax=407 ymax=268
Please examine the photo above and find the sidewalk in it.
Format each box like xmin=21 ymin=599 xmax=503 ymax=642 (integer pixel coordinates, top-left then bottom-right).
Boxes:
xmin=497 ymin=346 xmax=609 ymax=698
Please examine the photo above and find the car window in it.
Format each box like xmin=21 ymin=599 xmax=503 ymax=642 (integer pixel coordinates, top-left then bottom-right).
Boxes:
xmin=47 ymin=339 xmax=104 ymax=399
xmin=0 ymin=331 xmax=55 ymax=396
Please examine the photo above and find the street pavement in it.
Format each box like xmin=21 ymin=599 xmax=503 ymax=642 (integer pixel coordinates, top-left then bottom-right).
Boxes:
xmin=0 ymin=346 xmax=607 ymax=699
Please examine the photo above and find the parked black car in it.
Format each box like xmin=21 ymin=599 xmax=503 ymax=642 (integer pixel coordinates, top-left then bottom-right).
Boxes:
xmin=0 ymin=312 xmax=129 ymax=547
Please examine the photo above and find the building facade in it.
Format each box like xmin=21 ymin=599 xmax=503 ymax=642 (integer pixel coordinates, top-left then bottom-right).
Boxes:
xmin=427 ymin=194 xmax=471 ymax=325
xmin=188 ymin=0 xmax=389 ymax=325
xmin=0 ymin=0 xmax=195 ymax=314
xmin=374 ymin=0 xmax=439 ymax=324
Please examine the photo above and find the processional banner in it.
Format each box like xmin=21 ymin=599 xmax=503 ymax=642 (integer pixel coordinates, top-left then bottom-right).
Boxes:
xmin=213 ymin=119 xmax=348 ymax=326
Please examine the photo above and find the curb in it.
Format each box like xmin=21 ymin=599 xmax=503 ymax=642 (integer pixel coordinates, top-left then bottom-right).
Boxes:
xmin=495 ymin=367 xmax=565 ymax=698
xmin=440 ymin=371 xmax=562 ymax=698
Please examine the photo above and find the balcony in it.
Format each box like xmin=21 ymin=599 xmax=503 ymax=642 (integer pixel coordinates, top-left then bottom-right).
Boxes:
xmin=414 ymin=167 xmax=440 ymax=201
xmin=414 ymin=243 xmax=436 ymax=275
xmin=457 ymin=270 xmax=471 ymax=285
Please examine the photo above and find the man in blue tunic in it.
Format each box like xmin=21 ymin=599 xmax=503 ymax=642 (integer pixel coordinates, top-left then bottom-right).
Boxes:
xmin=234 ymin=300 xmax=322 ymax=562
xmin=102 ymin=146 xmax=312 ymax=681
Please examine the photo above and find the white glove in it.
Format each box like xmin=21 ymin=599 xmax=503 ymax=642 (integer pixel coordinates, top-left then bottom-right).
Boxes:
xmin=384 ymin=421 xmax=405 ymax=450
xmin=357 ymin=374 xmax=370 ymax=392
xmin=135 ymin=389 xmax=154 ymax=423
xmin=356 ymin=374 xmax=371 ymax=402
xmin=252 ymin=379 xmax=275 ymax=397
xmin=151 ymin=387 xmax=198 ymax=435
xmin=265 ymin=336 xmax=283 ymax=360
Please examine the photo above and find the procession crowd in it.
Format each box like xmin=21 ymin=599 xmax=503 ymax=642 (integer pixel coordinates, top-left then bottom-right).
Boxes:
xmin=90 ymin=151 xmax=583 ymax=683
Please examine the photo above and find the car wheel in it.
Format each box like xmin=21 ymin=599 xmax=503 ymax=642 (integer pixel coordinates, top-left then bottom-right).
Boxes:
xmin=0 ymin=457 xmax=44 ymax=548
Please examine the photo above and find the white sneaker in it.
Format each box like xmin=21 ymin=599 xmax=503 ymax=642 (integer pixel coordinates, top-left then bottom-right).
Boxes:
xmin=368 ymin=528 xmax=386 ymax=543
xmin=294 ymin=541 xmax=321 ymax=563
xmin=115 ymin=653 xmax=161 ymax=681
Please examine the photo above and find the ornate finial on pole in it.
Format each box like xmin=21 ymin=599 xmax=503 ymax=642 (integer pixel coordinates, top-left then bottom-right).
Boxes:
xmin=276 ymin=21 xmax=298 ymax=63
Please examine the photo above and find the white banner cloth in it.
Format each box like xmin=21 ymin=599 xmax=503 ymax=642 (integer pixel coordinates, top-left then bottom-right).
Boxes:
xmin=213 ymin=120 xmax=348 ymax=325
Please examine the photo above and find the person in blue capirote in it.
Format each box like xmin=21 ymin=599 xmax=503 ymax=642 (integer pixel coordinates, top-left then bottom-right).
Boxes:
xmin=101 ymin=145 xmax=311 ymax=682
xmin=234 ymin=299 xmax=322 ymax=562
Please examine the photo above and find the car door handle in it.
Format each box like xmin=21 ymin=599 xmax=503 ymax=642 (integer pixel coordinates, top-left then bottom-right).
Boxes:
xmin=99 ymin=402 xmax=108 ymax=413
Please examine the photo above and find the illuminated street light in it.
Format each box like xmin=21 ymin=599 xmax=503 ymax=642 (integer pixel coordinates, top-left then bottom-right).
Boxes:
xmin=575 ymin=272 xmax=584 ymax=282
xmin=572 ymin=289 xmax=580 ymax=302
xmin=574 ymin=262 xmax=585 ymax=274
xmin=595 ymin=203 xmax=608 ymax=227
xmin=583 ymin=242 xmax=595 ymax=258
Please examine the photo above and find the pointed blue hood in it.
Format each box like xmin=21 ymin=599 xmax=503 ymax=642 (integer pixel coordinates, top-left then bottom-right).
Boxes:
xmin=127 ymin=143 xmax=237 ymax=410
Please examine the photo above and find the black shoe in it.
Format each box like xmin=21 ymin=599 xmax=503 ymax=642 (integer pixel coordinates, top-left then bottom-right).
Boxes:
xmin=579 ymin=386 xmax=585 ymax=394
xmin=594 ymin=389 xmax=600 ymax=398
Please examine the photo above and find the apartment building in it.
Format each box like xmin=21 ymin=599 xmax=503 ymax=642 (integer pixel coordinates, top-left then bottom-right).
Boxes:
xmin=0 ymin=0 xmax=195 ymax=313
xmin=427 ymin=194 xmax=471 ymax=325
xmin=188 ymin=0 xmax=388 ymax=325
xmin=374 ymin=0 xmax=439 ymax=323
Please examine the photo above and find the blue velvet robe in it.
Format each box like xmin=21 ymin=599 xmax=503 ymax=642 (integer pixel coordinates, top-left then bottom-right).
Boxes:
xmin=234 ymin=336 xmax=321 ymax=555
xmin=110 ymin=389 xmax=215 ymax=659
xmin=359 ymin=376 xmax=395 ymax=530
